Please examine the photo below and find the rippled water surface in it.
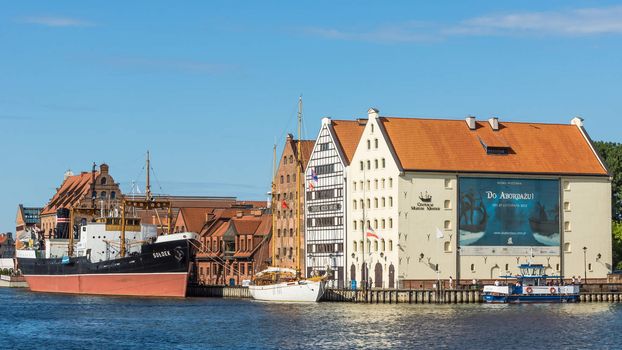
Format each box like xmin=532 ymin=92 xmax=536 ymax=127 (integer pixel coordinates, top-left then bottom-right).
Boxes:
xmin=2 ymin=288 xmax=621 ymax=349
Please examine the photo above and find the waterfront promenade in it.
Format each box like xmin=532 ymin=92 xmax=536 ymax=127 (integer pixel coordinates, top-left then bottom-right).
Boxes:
xmin=187 ymin=284 xmax=622 ymax=304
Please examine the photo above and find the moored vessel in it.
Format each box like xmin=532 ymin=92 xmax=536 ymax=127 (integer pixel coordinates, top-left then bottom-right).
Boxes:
xmin=249 ymin=97 xmax=327 ymax=302
xmin=483 ymin=263 xmax=579 ymax=303
xmin=16 ymin=153 xmax=199 ymax=297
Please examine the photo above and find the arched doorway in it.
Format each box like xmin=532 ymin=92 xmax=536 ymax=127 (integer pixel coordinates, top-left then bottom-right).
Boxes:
xmin=490 ymin=265 xmax=500 ymax=279
xmin=374 ymin=262 xmax=383 ymax=288
xmin=388 ymin=264 xmax=395 ymax=288
xmin=350 ymin=264 xmax=356 ymax=284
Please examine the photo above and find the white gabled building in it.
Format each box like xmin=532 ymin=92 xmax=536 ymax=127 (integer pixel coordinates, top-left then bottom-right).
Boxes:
xmin=347 ymin=108 xmax=611 ymax=289
xmin=304 ymin=117 xmax=365 ymax=288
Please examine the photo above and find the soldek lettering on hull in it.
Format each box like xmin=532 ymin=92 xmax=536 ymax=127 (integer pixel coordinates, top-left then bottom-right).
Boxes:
xmin=17 ymin=232 xmax=198 ymax=297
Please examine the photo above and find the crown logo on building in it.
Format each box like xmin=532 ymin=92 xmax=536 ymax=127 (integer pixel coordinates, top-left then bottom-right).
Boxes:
xmin=419 ymin=191 xmax=432 ymax=202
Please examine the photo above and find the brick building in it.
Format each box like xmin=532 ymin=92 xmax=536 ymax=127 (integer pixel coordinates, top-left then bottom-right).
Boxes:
xmin=273 ymin=134 xmax=314 ymax=274
xmin=39 ymin=164 xmax=122 ymax=239
xmin=196 ymin=210 xmax=272 ymax=285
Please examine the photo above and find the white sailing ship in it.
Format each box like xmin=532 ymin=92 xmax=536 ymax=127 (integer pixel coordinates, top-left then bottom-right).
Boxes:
xmin=249 ymin=97 xmax=327 ymax=302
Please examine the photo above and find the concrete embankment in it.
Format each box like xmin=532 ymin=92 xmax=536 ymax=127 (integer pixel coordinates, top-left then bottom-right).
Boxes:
xmin=188 ymin=284 xmax=622 ymax=303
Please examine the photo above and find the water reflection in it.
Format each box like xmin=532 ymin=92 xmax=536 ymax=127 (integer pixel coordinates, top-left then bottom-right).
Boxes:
xmin=3 ymin=288 xmax=621 ymax=350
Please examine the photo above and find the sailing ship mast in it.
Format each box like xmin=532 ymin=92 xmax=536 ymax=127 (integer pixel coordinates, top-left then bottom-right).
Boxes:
xmin=295 ymin=96 xmax=303 ymax=277
xmin=271 ymin=144 xmax=277 ymax=268
xmin=120 ymin=151 xmax=172 ymax=258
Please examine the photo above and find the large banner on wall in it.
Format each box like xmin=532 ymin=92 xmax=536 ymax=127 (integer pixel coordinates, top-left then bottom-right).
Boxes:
xmin=459 ymin=178 xmax=560 ymax=256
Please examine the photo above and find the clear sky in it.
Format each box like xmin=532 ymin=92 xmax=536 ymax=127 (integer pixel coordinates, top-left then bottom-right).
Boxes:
xmin=1 ymin=1 xmax=621 ymax=232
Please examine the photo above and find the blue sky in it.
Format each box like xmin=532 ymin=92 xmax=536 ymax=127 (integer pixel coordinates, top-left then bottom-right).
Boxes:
xmin=1 ymin=1 xmax=621 ymax=231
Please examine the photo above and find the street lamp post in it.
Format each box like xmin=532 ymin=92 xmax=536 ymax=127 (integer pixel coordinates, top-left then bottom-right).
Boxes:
xmin=582 ymin=246 xmax=587 ymax=284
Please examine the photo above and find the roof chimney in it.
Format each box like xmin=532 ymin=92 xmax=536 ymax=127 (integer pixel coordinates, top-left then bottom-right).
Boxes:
xmin=571 ymin=116 xmax=584 ymax=127
xmin=488 ymin=117 xmax=499 ymax=131
xmin=465 ymin=116 xmax=476 ymax=130
xmin=367 ymin=108 xmax=379 ymax=119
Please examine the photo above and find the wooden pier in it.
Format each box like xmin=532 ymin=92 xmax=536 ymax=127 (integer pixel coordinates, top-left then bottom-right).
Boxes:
xmin=187 ymin=284 xmax=622 ymax=303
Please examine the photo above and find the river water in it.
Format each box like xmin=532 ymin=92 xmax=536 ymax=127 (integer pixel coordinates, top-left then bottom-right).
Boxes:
xmin=2 ymin=288 xmax=620 ymax=349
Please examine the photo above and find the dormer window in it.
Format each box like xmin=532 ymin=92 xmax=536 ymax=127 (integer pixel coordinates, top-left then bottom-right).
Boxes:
xmin=478 ymin=136 xmax=511 ymax=155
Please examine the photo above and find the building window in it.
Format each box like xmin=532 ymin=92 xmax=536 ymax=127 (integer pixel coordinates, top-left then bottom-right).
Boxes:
xmin=277 ymin=229 xmax=281 ymax=237
xmin=100 ymin=191 xmax=106 ymax=199
xmin=588 ymin=263 xmax=592 ymax=271
xmin=353 ymin=241 xmax=357 ymax=251
xmin=381 ymin=219 xmax=385 ymax=229
xmin=382 ymin=197 xmax=386 ymax=207
xmin=564 ymin=242 xmax=571 ymax=252
xmin=353 ymin=182 xmax=357 ymax=191
xmin=374 ymin=179 xmax=378 ymax=189
xmin=563 ymin=202 xmax=570 ymax=211
xmin=389 ymin=218 xmax=393 ymax=228
xmin=382 ymin=158 xmax=386 ymax=168
xmin=444 ymin=220 xmax=451 ymax=229
xmin=319 ymin=143 xmax=330 ymax=151
xmin=444 ymin=241 xmax=451 ymax=252
xmin=374 ymin=219 xmax=378 ymax=229
xmin=389 ymin=197 xmax=393 ymax=207
xmin=374 ymin=159 xmax=378 ymax=169
xmin=389 ymin=240 xmax=393 ymax=251
xmin=366 ymin=199 xmax=370 ymax=209
xmin=290 ymin=228 xmax=294 ymax=236
xmin=564 ymin=221 xmax=571 ymax=231
xmin=353 ymin=221 xmax=358 ymax=230
xmin=556 ymin=264 xmax=560 ymax=271
xmin=374 ymin=198 xmax=378 ymax=208
xmin=444 ymin=200 xmax=451 ymax=209
xmin=289 ymin=155 xmax=293 ymax=163
xmin=360 ymin=199 xmax=364 ymax=209
xmin=382 ymin=178 xmax=385 ymax=188
xmin=371 ymin=124 xmax=374 ymax=133
xmin=286 ymin=174 xmax=290 ymax=183
xmin=360 ymin=161 xmax=364 ymax=171
xmin=366 ymin=180 xmax=370 ymax=190
xmin=389 ymin=178 xmax=393 ymax=188
xmin=374 ymin=241 xmax=378 ymax=252
xmin=353 ymin=200 xmax=358 ymax=209
xmin=110 ymin=191 xmax=116 ymax=199
xmin=101 ymin=177 xmax=107 ymax=185
xmin=367 ymin=140 xmax=371 ymax=149
xmin=505 ymin=264 xmax=509 ymax=271
xmin=367 ymin=160 xmax=371 ymax=170
xmin=374 ymin=139 xmax=378 ymax=149
xmin=563 ymin=181 xmax=570 ymax=190
xmin=471 ymin=264 xmax=475 ymax=272
xmin=444 ymin=179 xmax=452 ymax=189
xmin=280 ymin=175 xmax=284 ymax=184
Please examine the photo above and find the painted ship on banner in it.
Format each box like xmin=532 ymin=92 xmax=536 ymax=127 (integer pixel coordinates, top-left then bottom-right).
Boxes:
xmin=16 ymin=153 xmax=199 ymax=297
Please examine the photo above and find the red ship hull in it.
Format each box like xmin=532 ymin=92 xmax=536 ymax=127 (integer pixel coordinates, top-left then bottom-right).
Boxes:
xmin=23 ymin=272 xmax=188 ymax=297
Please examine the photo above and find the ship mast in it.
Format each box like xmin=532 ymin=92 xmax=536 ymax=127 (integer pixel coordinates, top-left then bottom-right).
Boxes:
xmin=271 ymin=144 xmax=277 ymax=267
xmin=146 ymin=150 xmax=152 ymax=202
xmin=295 ymin=96 xmax=302 ymax=277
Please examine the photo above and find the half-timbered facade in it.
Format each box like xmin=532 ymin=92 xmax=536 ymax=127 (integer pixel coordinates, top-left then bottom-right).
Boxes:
xmin=305 ymin=118 xmax=365 ymax=288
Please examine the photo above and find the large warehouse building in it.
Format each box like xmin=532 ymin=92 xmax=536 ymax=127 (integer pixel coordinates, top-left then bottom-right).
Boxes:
xmin=345 ymin=109 xmax=611 ymax=288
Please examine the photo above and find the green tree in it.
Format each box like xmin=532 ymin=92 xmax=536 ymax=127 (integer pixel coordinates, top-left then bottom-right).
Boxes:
xmin=593 ymin=141 xmax=622 ymax=220
xmin=614 ymin=221 xmax=622 ymax=271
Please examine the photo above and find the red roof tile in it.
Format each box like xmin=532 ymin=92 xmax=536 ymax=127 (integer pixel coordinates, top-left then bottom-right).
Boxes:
xmin=331 ymin=119 xmax=366 ymax=165
xmin=41 ymin=172 xmax=99 ymax=215
xmin=379 ymin=117 xmax=607 ymax=175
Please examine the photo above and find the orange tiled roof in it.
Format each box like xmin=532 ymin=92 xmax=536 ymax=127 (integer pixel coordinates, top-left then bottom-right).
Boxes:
xmin=41 ymin=172 xmax=99 ymax=215
xmin=293 ymin=139 xmax=315 ymax=167
xmin=331 ymin=119 xmax=366 ymax=165
xmin=178 ymin=208 xmax=217 ymax=233
xmin=379 ymin=117 xmax=607 ymax=175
